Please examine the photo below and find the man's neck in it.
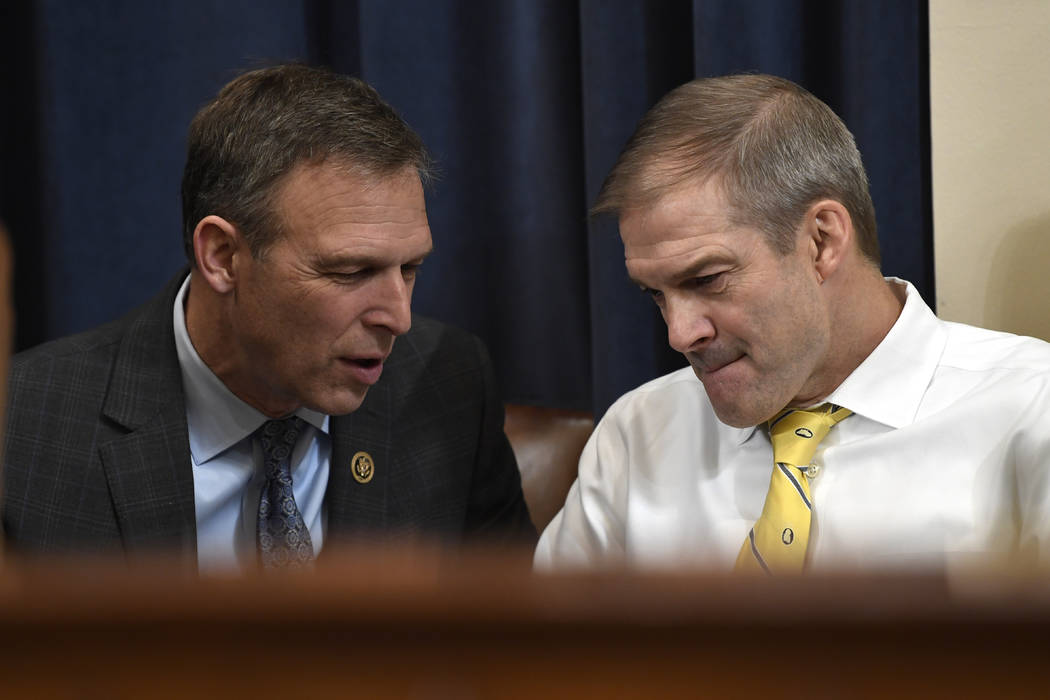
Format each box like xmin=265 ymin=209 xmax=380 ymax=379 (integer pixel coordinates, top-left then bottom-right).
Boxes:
xmin=184 ymin=273 xmax=299 ymax=419
xmin=825 ymin=268 xmax=905 ymax=393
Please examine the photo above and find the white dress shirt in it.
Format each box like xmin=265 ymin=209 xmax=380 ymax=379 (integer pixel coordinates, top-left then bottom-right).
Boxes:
xmin=173 ymin=275 xmax=330 ymax=574
xmin=535 ymin=279 xmax=1050 ymax=573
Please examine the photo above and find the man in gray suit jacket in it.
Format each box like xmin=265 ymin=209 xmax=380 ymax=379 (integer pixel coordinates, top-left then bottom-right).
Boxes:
xmin=2 ymin=65 xmax=534 ymax=571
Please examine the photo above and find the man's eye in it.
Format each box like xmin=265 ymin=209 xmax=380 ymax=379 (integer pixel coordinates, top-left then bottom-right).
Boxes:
xmin=693 ymin=272 xmax=725 ymax=289
xmin=331 ymin=270 xmax=367 ymax=284
xmin=401 ymin=263 xmax=421 ymax=280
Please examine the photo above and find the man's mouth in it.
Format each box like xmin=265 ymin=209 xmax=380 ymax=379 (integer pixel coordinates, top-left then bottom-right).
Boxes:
xmin=689 ymin=352 xmax=744 ymax=377
xmin=342 ymin=356 xmax=386 ymax=385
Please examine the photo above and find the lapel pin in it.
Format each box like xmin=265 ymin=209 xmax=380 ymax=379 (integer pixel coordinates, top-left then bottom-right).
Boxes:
xmin=351 ymin=451 xmax=375 ymax=484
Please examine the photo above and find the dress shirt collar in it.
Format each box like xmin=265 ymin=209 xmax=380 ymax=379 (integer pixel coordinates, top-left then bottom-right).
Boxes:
xmin=729 ymin=277 xmax=944 ymax=446
xmin=172 ymin=273 xmax=329 ymax=465
xmin=824 ymin=278 xmax=946 ymax=429
xmin=721 ymin=419 xmax=760 ymax=448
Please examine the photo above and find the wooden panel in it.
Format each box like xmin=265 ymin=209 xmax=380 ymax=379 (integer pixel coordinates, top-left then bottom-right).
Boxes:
xmin=1 ymin=545 xmax=1049 ymax=698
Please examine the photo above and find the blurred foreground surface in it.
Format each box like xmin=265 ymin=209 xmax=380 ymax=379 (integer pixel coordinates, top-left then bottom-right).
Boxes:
xmin=1 ymin=543 xmax=1049 ymax=698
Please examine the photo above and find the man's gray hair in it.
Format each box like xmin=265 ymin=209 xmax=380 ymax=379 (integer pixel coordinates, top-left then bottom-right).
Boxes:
xmin=593 ymin=74 xmax=880 ymax=264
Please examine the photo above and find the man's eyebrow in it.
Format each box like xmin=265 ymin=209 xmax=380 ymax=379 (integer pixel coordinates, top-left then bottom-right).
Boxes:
xmin=627 ymin=253 xmax=733 ymax=288
xmin=310 ymin=246 xmax=434 ymax=270
xmin=675 ymin=254 xmax=732 ymax=279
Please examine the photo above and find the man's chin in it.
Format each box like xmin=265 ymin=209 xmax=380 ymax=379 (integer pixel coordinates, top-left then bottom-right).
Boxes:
xmin=708 ymin=392 xmax=797 ymax=429
xmin=309 ymin=388 xmax=369 ymax=417
xmin=699 ymin=379 xmax=776 ymax=428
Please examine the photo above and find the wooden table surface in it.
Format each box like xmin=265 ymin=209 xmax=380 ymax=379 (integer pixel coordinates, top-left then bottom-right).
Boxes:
xmin=1 ymin=544 xmax=1049 ymax=698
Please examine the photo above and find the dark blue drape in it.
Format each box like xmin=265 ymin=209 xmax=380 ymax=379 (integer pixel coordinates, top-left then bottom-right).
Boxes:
xmin=0 ymin=0 xmax=930 ymax=418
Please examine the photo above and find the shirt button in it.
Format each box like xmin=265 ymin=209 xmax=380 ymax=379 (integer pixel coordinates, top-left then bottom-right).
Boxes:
xmin=805 ymin=464 xmax=821 ymax=479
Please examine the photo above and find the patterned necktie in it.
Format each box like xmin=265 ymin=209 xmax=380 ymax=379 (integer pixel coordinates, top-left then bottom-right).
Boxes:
xmin=256 ymin=416 xmax=314 ymax=569
xmin=735 ymin=403 xmax=852 ymax=575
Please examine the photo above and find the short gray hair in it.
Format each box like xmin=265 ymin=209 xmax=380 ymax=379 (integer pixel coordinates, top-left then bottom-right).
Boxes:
xmin=594 ymin=74 xmax=879 ymax=264
xmin=181 ymin=64 xmax=433 ymax=262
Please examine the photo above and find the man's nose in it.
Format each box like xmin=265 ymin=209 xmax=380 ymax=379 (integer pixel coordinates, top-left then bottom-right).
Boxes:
xmin=664 ymin=298 xmax=715 ymax=354
xmin=368 ymin=269 xmax=414 ymax=336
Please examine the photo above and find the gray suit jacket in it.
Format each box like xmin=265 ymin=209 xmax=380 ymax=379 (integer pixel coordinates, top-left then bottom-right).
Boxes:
xmin=2 ymin=271 xmax=535 ymax=566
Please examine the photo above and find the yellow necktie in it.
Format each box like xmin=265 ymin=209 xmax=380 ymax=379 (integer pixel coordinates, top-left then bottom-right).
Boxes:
xmin=735 ymin=403 xmax=852 ymax=574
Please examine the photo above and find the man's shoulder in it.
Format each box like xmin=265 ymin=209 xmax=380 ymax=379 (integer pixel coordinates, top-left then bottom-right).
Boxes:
xmin=9 ymin=317 xmax=128 ymax=390
xmin=372 ymin=314 xmax=493 ymax=408
xmin=600 ymin=366 xmax=715 ymax=433
xmin=608 ymin=365 xmax=704 ymax=409
xmin=940 ymin=320 xmax=1050 ymax=375
xmin=12 ymin=317 xmax=125 ymax=365
xmin=387 ymin=314 xmax=487 ymax=371
xmin=404 ymin=313 xmax=479 ymax=345
xmin=8 ymin=274 xmax=183 ymax=400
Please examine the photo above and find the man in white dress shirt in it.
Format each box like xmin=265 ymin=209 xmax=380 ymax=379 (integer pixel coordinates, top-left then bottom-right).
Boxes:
xmin=535 ymin=74 xmax=1050 ymax=572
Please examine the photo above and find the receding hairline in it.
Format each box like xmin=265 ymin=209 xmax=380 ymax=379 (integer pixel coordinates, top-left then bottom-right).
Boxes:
xmin=595 ymin=157 xmax=729 ymax=220
xmin=593 ymin=79 xmax=797 ymax=218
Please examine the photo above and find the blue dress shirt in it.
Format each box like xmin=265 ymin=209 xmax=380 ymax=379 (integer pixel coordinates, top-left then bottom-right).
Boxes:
xmin=172 ymin=275 xmax=330 ymax=573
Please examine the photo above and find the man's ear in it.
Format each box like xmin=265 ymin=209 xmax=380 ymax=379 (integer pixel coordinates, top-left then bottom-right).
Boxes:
xmin=192 ymin=215 xmax=243 ymax=294
xmin=804 ymin=199 xmax=853 ymax=284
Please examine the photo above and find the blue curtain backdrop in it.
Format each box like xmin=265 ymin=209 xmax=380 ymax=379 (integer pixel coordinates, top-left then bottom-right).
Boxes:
xmin=0 ymin=0 xmax=931 ymax=418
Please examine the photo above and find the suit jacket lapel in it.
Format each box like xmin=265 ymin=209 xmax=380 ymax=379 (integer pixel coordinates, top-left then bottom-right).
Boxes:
xmin=325 ymin=378 xmax=392 ymax=550
xmin=99 ymin=271 xmax=197 ymax=566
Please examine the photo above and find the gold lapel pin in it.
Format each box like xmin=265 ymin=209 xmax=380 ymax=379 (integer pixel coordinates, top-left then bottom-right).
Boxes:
xmin=351 ymin=451 xmax=375 ymax=484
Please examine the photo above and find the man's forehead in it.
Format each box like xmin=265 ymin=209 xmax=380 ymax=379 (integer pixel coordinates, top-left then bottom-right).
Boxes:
xmin=619 ymin=178 xmax=734 ymax=252
xmin=275 ymin=162 xmax=427 ymax=224
xmin=280 ymin=159 xmax=422 ymax=195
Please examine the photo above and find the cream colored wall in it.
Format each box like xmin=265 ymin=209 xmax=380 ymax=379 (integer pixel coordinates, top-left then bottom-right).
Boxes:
xmin=929 ymin=0 xmax=1050 ymax=341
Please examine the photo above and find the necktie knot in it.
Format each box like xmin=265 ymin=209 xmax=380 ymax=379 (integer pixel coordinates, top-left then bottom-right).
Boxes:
xmin=768 ymin=403 xmax=852 ymax=468
xmin=258 ymin=417 xmax=305 ymax=477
